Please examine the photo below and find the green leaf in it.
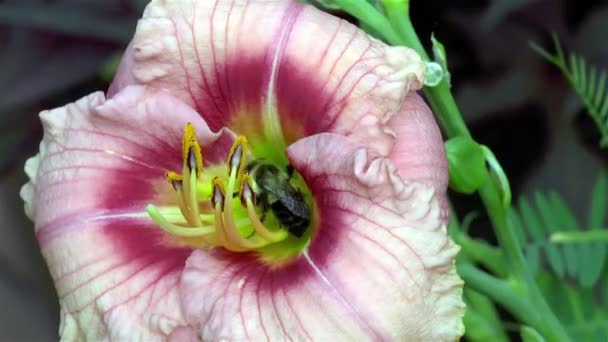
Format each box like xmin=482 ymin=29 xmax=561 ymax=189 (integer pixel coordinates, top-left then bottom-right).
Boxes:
xmin=531 ymin=34 xmax=608 ymax=148
xmin=515 ymin=203 xmax=541 ymax=273
xmin=464 ymin=288 xmax=509 ymax=342
xmin=463 ymin=291 xmax=511 ymax=342
xmin=445 ymin=137 xmax=489 ymax=193
xmin=431 ymin=33 xmax=450 ymax=87
xmin=589 ymin=172 xmax=607 ymax=230
xmin=431 ymin=33 xmax=447 ymax=67
xmin=524 ymin=244 xmax=541 ymax=275
xmin=551 ymin=230 xmax=608 ymax=243
xmin=539 ymin=174 xmax=608 ymax=288
xmin=533 ymin=192 xmax=566 ymax=278
xmin=595 ymin=70 xmax=607 ymax=109
xmin=302 ymin=0 xmax=401 ymax=45
xmin=482 ymin=145 xmax=512 ymax=209
xmin=464 ymin=309 xmax=509 ymax=342
xmin=536 ymin=271 xmax=608 ymax=340
xmin=515 ymin=179 xmax=607 ymax=287
xmin=583 ymin=172 xmax=608 ymax=287
xmin=509 ymin=209 xmax=540 ymax=274
xmin=521 ymin=326 xmax=546 ymax=342
xmin=536 ymin=272 xmax=575 ymax=324
xmin=518 ymin=198 xmax=544 ymax=242
xmin=516 ymin=190 xmax=600 ymax=286
xmin=546 ymin=192 xmax=579 ymax=278
xmin=508 ymin=209 xmax=527 ymax=245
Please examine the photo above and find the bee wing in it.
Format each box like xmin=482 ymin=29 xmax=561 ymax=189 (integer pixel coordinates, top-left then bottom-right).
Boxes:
xmin=265 ymin=186 xmax=310 ymax=219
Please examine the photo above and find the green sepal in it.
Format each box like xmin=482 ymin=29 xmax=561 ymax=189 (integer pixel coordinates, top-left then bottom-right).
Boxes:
xmin=445 ymin=136 xmax=489 ymax=194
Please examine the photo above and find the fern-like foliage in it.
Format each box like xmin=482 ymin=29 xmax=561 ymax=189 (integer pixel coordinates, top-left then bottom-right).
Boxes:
xmin=508 ymin=172 xmax=607 ymax=287
xmin=536 ymin=271 xmax=608 ymax=342
xmin=509 ymin=172 xmax=608 ymax=341
xmin=530 ymin=34 xmax=608 ymax=148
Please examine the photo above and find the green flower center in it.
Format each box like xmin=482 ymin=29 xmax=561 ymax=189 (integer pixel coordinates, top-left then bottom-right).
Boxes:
xmin=146 ymin=123 xmax=314 ymax=263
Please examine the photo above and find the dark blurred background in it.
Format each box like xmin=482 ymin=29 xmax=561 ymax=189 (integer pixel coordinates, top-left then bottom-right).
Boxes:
xmin=0 ymin=0 xmax=606 ymax=340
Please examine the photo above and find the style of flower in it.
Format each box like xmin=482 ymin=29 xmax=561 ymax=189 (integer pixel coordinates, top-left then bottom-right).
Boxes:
xmin=21 ymin=0 xmax=464 ymax=340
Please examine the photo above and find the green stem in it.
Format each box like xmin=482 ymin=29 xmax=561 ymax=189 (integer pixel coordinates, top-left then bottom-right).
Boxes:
xmin=329 ymin=0 xmax=403 ymax=44
xmin=460 ymin=263 xmax=574 ymax=342
xmin=457 ymin=234 xmax=507 ymax=277
xmin=380 ymin=0 xmax=470 ymax=137
xmin=368 ymin=0 xmax=570 ymax=340
xmin=457 ymin=263 xmax=539 ymax=328
xmin=336 ymin=0 xmax=469 ymax=137
xmin=449 ymin=209 xmax=507 ymax=278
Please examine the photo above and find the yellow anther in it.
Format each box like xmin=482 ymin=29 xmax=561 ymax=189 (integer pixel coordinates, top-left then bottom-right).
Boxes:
xmin=166 ymin=171 xmax=183 ymax=191
xmin=165 ymin=170 xmax=190 ymax=221
xmin=211 ymin=177 xmax=226 ymax=209
xmin=182 ymin=123 xmax=204 ymax=177
xmin=227 ymin=135 xmax=248 ymax=175
xmin=239 ymin=172 xmax=255 ymax=208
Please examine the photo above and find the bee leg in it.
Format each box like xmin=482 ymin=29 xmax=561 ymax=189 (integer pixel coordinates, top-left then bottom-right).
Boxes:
xmin=260 ymin=210 xmax=268 ymax=222
xmin=258 ymin=193 xmax=270 ymax=222
xmin=286 ymin=164 xmax=294 ymax=180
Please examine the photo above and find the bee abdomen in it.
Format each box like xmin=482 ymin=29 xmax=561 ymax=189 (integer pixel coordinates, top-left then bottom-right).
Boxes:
xmin=271 ymin=201 xmax=309 ymax=237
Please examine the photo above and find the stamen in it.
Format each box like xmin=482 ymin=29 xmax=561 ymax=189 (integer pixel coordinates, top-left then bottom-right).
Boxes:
xmin=179 ymin=123 xmax=206 ymax=228
xmin=223 ymin=167 xmax=259 ymax=249
xmin=182 ymin=123 xmax=203 ymax=176
xmin=149 ymin=126 xmax=304 ymax=255
xmin=211 ymin=177 xmax=226 ymax=209
xmin=239 ymin=172 xmax=256 ymax=208
xmin=166 ymin=171 xmax=183 ymax=191
xmin=212 ymin=177 xmax=229 ymax=247
xmin=187 ymin=170 xmax=203 ymax=227
xmin=228 ymin=136 xmax=248 ymax=175
xmin=166 ymin=171 xmax=190 ymax=219
xmin=147 ymin=205 xmax=215 ymax=237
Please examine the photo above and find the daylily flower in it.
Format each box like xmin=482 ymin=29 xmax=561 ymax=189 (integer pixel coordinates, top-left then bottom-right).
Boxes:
xmin=21 ymin=0 xmax=464 ymax=340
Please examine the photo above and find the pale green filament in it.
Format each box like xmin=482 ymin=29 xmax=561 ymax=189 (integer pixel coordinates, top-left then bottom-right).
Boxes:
xmin=147 ymin=204 xmax=215 ymax=237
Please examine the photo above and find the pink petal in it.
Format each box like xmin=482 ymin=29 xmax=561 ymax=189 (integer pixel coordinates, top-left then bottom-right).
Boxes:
xmin=387 ymin=93 xmax=450 ymax=220
xmin=20 ymin=86 xmax=233 ymax=339
xmin=109 ymin=0 xmax=425 ymax=154
xmin=179 ymin=133 xmax=464 ymax=340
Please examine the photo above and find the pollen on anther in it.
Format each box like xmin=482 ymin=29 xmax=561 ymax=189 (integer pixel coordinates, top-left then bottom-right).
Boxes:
xmin=182 ymin=123 xmax=203 ymax=175
xmin=166 ymin=171 xmax=183 ymax=191
xmin=212 ymin=177 xmax=226 ymax=209
xmin=228 ymin=136 xmax=248 ymax=175
xmin=239 ymin=173 xmax=255 ymax=207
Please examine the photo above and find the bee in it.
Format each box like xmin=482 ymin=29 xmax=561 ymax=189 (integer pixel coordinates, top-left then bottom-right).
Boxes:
xmin=247 ymin=160 xmax=311 ymax=237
